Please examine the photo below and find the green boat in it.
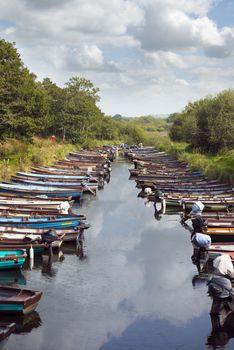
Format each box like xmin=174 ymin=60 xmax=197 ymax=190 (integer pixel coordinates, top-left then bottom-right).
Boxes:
xmin=0 ymin=249 xmax=27 ymax=270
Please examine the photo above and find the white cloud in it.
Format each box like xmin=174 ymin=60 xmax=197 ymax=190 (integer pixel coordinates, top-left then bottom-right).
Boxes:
xmin=73 ymin=45 xmax=103 ymax=68
xmin=136 ymin=0 xmax=215 ymax=16
xmin=0 ymin=0 xmax=233 ymax=116
xmin=131 ymin=2 xmax=233 ymax=57
xmin=0 ymin=0 xmax=143 ymax=45
xmin=145 ymin=51 xmax=188 ymax=69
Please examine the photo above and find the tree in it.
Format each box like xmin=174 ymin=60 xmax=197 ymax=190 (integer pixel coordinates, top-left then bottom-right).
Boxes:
xmin=0 ymin=39 xmax=50 ymax=140
xmin=60 ymin=77 xmax=102 ymax=143
xmin=169 ymin=90 xmax=234 ymax=154
xmin=41 ymin=78 xmax=65 ymax=137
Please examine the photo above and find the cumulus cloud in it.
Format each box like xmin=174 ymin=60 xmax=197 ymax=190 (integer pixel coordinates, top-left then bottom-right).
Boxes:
xmin=0 ymin=0 xmax=143 ymax=45
xmin=131 ymin=1 xmax=234 ymax=58
xmin=22 ymin=0 xmax=72 ymax=10
xmin=0 ymin=0 xmax=233 ymax=116
xmin=136 ymin=0 xmax=215 ymax=16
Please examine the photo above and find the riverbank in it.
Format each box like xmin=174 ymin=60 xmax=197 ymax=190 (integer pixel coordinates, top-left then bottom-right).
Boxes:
xmin=0 ymin=138 xmax=76 ymax=181
xmin=154 ymin=135 xmax=234 ymax=185
xmin=0 ymin=137 xmax=123 ymax=181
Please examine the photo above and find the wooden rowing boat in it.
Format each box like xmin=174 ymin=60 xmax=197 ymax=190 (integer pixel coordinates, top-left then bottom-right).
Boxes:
xmin=0 ymin=225 xmax=87 ymax=242
xmin=0 ymin=217 xmax=86 ymax=229
xmin=205 ymin=227 xmax=234 ymax=242
xmin=0 ymin=249 xmax=27 ymax=270
xmin=0 ymin=285 xmax=42 ymax=314
xmin=0 ymin=233 xmax=63 ymax=249
xmin=0 ymin=183 xmax=83 ymax=199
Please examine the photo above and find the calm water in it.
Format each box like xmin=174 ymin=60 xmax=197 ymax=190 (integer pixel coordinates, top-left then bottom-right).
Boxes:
xmin=3 ymin=160 xmax=234 ymax=350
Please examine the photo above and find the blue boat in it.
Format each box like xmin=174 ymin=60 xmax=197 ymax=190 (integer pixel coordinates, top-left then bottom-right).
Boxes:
xmin=159 ymin=185 xmax=232 ymax=192
xmin=13 ymin=179 xmax=84 ymax=186
xmin=0 ymin=215 xmax=85 ymax=223
xmin=16 ymin=171 xmax=89 ymax=180
xmin=1 ymin=220 xmax=82 ymax=229
xmin=0 ymin=217 xmax=85 ymax=229
xmin=0 ymin=183 xmax=83 ymax=199
xmin=0 ymin=249 xmax=27 ymax=270
xmin=12 ymin=178 xmax=98 ymax=189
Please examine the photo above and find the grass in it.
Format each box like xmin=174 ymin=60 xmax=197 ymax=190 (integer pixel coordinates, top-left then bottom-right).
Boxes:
xmin=153 ymin=134 xmax=234 ymax=185
xmin=0 ymin=137 xmax=124 ymax=181
xmin=0 ymin=138 xmax=76 ymax=181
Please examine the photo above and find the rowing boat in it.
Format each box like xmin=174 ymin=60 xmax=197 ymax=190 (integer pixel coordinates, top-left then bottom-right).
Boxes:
xmin=0 ymin=249 xmax=27 ymax=270
xmin=0 ymin=285 xmax=42 ymax=314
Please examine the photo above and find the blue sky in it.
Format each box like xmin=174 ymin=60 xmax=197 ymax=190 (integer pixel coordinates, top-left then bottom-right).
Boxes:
xmin=0 ymin=0 xmax=233 ymax=117
xmin=209 ymin=0 xmax=234 ymax=26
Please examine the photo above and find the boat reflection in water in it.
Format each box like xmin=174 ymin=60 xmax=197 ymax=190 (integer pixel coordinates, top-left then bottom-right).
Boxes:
xmin=22 ymin=250 xmax=65 ymax=277
xmin=0 ymin=269 xmax=26 ymax=286
xmin=61 ymin=234 xmax=86 ymax=260
xmin=190 ymin=246 xmax=234 ymax=348
xmin=191 ymin=263 xmax=234 ymax=348
xmin=207 ymin=307 xmax=234 ymax=349
xmin=0 ymin=311 xmax=41 ymax=334
xmin=41 ymin=250 xmax=65 ymax=277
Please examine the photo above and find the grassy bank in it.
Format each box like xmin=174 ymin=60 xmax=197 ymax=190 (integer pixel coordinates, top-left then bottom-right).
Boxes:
xmin=0 ymin=137 xmax=123 ymax=181
xmin=154 ymin=134 xmax=234 ymax=185
xmin=0 ymin=138 xmax=76 ymax=181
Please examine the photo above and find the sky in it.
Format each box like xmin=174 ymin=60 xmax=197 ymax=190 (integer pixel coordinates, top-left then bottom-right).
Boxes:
xmin=0 ymin=0 xmax=233 ymax=117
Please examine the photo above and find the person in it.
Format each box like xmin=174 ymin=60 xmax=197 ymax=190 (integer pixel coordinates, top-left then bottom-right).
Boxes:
xmin=153 ymin=187 xmax=164 ymax=206
xmin=191 ymin=230 xmax=211 ymax=272
xmin=181 ymin=201 xmax=205 ymax=224
xmin=50 ymin=135 xmax=56 ymax=142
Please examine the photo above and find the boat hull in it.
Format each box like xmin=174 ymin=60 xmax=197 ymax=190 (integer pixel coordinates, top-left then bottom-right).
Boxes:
xmin=0 ymin=249 xmax=27 ymax=270
xmin=0 ymin=285 xmax=42 ymax=315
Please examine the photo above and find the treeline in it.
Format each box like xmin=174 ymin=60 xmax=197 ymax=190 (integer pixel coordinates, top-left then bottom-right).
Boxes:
xmin=0 ymin=38 xmax=167 ymax=147
xmin=169 ymin=90 xmax=234 ymax=154
xmin=0 ymin=38 xmax=114 ymax=145
xmin=112 ymin=114 xmax=168 ymax=145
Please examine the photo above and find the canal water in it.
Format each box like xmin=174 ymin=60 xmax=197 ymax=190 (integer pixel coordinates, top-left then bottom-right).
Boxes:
xmin=3 ymin=160 xmax=234 ymax=350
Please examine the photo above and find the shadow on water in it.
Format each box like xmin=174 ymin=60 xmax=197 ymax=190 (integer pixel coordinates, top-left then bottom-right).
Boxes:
xmin=1 ymin=311 xmax=42 ymax=334
xmin=0 ymin=269 xmax=26 ymax=286
xmin=4 ymin=160 xmax=234 ymax=350
xmin=207 ymin=311 xmax=234 ymax=349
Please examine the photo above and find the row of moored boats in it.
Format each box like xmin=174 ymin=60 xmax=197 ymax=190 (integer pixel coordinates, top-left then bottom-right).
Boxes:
xmin=126 ymin=145 xmax=234 ymax=319
xmin=0 ymin=145 xmax=118 ymax=344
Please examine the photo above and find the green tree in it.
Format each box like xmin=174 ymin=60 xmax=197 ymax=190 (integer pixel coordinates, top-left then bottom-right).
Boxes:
xmin=61 ymin=77 xmax=102 ymax=143
xmin=0 ymin=39 xmax=50 ymax=140
xmin=169 ymin=90 xmax=234 ymax=154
